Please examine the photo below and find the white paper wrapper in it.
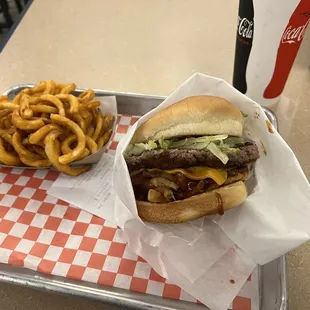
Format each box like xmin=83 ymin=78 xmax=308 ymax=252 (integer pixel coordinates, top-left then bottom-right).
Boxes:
xmin=46 ymin=96 xmax=117 ymax=223
xmin=113 ymin=73 xmax=310 ymax=309
xmin=48 ymin=153 xmax=116 ymax=224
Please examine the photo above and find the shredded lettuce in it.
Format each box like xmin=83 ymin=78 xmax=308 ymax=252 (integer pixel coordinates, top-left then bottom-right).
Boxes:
xmin=135 ymin=140 xmax=157 ymax=150
xmin=125 ymin=145 xmax=144 ymax=156
xmin=159 ymin=138 xmax=172 ymax=149
xmin=169 ymin=138 xmax=188 ymax=148
xmin=125 ymin=135 xmax=245 ymax=162
xmin=207 ymin=142 xmax=229 ymax=164
xmin=194 ymin=135 xmax=228 ymax=143
xmin=125 ymin=140 xmax=158 ymax=156
xmin=170 ymin=135 xmax=228 ymax=149
xmin=179 ymin=141 xmax=211 ymax=150
xmin=222 ymin=137 xmax=245 ymax=147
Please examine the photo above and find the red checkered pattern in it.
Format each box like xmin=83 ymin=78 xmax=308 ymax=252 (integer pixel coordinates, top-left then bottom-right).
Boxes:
xmin=0 ymin=114 xmax=258 ymax=310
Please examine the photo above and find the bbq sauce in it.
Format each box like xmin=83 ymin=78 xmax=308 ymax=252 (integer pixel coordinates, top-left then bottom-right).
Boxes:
xmin=266 ymin=119 xmax=274 ymax=134
xmin=215 ymin=192 xmax=224 ymax=215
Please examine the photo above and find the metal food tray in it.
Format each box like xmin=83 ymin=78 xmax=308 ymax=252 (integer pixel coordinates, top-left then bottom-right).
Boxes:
xmin=1 ymin=85 xmax=287 ymax=310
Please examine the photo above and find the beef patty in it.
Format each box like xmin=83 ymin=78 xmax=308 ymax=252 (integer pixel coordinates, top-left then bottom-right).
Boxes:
xmin=126 ymin=142 xmax=259 ymax=171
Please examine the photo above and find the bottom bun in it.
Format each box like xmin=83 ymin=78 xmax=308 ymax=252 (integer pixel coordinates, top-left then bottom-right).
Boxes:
xmin=137 ymin=181 xmax=247 ymax=223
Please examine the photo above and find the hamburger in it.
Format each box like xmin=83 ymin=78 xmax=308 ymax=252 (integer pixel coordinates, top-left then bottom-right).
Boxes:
xmin=124 ymin=96 xmax=259 ymax=223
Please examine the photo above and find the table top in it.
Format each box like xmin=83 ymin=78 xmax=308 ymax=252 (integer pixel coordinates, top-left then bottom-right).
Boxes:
xmin=0 ymin=0 xmax=309 ymax=309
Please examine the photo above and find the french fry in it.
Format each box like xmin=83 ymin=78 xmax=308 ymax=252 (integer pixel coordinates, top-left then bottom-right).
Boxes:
xmin=12 ymin=92 xmax=23 ymax=106
xmin=61 ymin=135 xmax=91 ymax=160
xmin=73 ymin=114 xmax=87 ymax=133
xmin=0 ymin=95 xmax=9 ymax=102
xmin=27 ymin=145 xmax=48 ymax=159
xmin=96 ymin=136 xmax=104 ymax=150
xmin=86 ymin=127 xmax=95 ymax=137
xmin=97 ymin=129 xmax=112 ymax=149
xmin=43 ymin=80 xmax=56 ymax=94
xmin=29 ymin=124 xmax=61 ymax=144
xmin=83 ymin=101 xmax=100 ymax=110
xmin=30 ymin=94 xmax=65 ymax=116
xmin=12 ymin=88 xmax=30 ymax=106
xmin=56 ymin=94 xmax=79 ymax=114
xmin=0 ymin=137 xmax=22 ymax=166
xmin=12 ymin=109 xmax=44 ymax=130
xmin=54 ymin=83 xmax=66 ymax=94
xmin=77 ymin=148 xmax=91 ymax=160
xmin=1 ymin=133 xmax=14 ymax=145
xmin=78 ymin=89 xmax=95 ymax=103
xmin=0 ymin=116 xmax=12 ymax=129
xmin=0 ymin=96 xmax=19 ymax=110
xmin=51 ymin=114 xmax=86 ymax=164
xmin=44 ymin=131 xmax=91 ymax=176
xmin=29 ymin=81 xmax=46 ymax=95
xmin=0 ymin=109 xmax=12 ymax=120
xmin=33 ymin=117 xmax=52 ymax=124
xmin=12 ymin=132 xmax=42 ymax=160
xmin=20 ymin=94 xmax=33 ymax=119
xmin=20 ymin=156 xmax=51 ymax=167
xmin=60 ymin=83 xmax=76 ymax=94
xmin=92 ymin=109 xmax=103 ymax=141
xmin=80 ymin=108 xmax=92 ymax=119
xmin=101 ymin=114 xmax=114 ymax=134
xmin=61 ymin=135 xmax=76 ymax=154
xmin=85 ymin=136 xmax=98 ymax=154
xmin=82 ymin=112 xmax=92 ymax=133
xmin=30 ymin=105 xmax=58 ymax=114
xmin=0 ymin=128 xmax=16 ymax=135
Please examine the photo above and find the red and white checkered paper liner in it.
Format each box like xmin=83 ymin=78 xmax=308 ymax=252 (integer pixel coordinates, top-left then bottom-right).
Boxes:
xmin=0 ymin=114 xmax=259 ymax=310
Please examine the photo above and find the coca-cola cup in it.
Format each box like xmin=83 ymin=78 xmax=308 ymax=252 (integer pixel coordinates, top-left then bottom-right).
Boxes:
xmin=233 ymin=0 xmax=310 ymax=106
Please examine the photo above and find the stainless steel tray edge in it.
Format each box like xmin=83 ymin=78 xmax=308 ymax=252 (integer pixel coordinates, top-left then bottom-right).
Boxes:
xmin=0 ymin=263 xmax=202 ymax=310
xmin=1 ymin=84 xmax=287 ymax=310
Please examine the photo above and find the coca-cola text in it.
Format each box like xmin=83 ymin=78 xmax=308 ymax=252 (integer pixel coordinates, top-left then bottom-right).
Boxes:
xmin=238 ymin=17 xmax=253 ymax=39
xmin=281 ymin=18 xmax=310 ymax=44
xmin=264 ymin=0 xmax=310 ymax=99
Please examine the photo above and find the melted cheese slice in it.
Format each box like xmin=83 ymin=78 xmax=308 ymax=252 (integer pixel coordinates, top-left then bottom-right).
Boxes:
xmin=164 ymin=167 xmax=227 ymax=185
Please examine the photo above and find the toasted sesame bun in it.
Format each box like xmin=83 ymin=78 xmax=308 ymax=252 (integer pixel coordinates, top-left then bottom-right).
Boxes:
xmin=131 ymin=96 xmax=244 ymax=143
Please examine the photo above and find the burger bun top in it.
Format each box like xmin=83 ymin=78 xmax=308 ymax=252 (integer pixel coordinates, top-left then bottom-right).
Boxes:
xmin=131 ymin=95 xmax=244 ymax=144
